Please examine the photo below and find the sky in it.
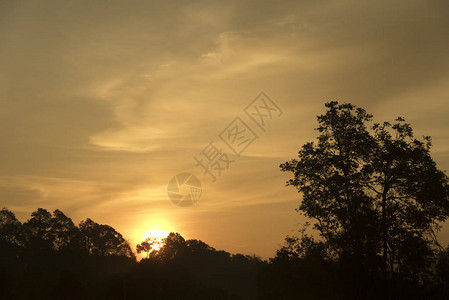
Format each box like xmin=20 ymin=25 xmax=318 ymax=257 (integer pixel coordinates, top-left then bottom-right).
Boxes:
xmin=1 ymin=0 xmax=449 ymax=259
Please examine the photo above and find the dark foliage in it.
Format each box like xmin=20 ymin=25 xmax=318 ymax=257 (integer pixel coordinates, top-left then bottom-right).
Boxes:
xmin=0 ymin=208 xmax=264 ymax=299
xmin=276 ymin=102 xmax=449 ymax=299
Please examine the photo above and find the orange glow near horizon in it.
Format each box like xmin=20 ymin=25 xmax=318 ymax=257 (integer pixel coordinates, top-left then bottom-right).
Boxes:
xmin=143 ymin=229 xmax=169 ymax=251
xmin=126 ymin=214 xmax=175 ymax=259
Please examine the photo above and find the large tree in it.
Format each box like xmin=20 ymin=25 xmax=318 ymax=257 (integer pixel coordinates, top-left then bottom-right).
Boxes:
xmin=23 ymin=208 xmax=55 ymax=253
xmin=0 ymin=208 xmax=23 ymax=248
xmin=79 ymin=218 xmax=134 ymax=258
xmin=280 ymin=102 xmax=449 ymax=295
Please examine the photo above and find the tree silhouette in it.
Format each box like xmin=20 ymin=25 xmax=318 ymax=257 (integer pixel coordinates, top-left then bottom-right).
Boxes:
xmin=368 ymin=118 xmax=449 ymax=283
xmin=79 ymin=218 xmax=134 ymax=258
xmin=50 ymin=209 xmax=78 ymax=252
xmin=151 ymin=232 xmax=188 ymax=261
xmin=280 ymin=102 xmax=449 ymax=298
xmin=0 ymin=208 xmax=266 ymax=299
xmin=0 ymin=208 xmax=23 ymax=248
xmin=136 ymin=237 xmax=157 ymax=258
xmin=23 ymin=208 xmax=55 ymax=254
xmin=3 ymin=200 xmax=449 ymax=299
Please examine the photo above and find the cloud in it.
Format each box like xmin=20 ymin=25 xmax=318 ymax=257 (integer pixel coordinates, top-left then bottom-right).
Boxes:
xmin=1 ymin=0 xmax=448 ymax=258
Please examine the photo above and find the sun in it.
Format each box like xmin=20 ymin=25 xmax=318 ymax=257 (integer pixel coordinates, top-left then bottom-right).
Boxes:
xmin=143 ymin=229 xmax=169 ymax=251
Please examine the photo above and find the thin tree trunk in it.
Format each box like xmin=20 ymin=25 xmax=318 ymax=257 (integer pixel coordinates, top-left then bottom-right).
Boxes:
xmin=382 ymin=175 xmax=389 ymax=299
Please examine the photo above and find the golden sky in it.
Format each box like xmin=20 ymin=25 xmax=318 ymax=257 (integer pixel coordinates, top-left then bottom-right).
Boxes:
xmin=1 ymin=0 xmax=449 ymax=258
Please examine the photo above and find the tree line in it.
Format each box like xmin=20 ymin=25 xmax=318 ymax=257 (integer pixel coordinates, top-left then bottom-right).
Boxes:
xmin=0 ymin=207 xmax=264 ymax=299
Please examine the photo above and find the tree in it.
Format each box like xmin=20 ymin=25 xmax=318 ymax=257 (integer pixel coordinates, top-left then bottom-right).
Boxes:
xmin=23 ymin=208 xmax=54 ymax=253
xmin=0 ymin=208 xmax=23 ymax=248
xmin=186 ymin=239 xmax=215 ymax=253
xmin=367 ymin=119 xmax=449 ymax=281
xmin=0 ymin=209 xmax=24 ymax=300
xmin=136 ymin=237 xmax=157 ymax=258
xmin=260 ymin=230 xmax=337 ymax=300
xmin=151 ymin=232 xmax=188 ymax=261
xmin=79 ymin=218 xmax=134 ymax=258
xmin=51 ymin=209 xmax=78 ymax=252
xmin=280 ymin=102 xmax=449 ymax=297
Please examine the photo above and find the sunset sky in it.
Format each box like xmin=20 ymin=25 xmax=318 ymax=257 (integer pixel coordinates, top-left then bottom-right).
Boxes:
xmin=1 ymin=0 xmax=449 ymax=258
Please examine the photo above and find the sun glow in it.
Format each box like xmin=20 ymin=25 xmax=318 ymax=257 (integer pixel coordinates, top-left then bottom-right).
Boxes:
xmin=143 ymin=229 xmax=169 ymax=251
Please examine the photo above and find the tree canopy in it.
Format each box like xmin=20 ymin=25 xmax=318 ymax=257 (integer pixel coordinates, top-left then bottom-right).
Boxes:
xmin=279 ymin=102 xmax=449 ymax=299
